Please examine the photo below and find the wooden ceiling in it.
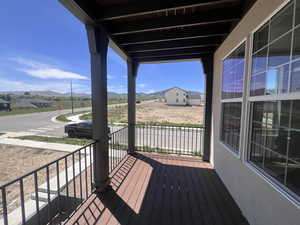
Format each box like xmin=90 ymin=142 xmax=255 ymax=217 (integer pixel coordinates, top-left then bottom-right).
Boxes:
xmin=60 ymin=0 xmax=257 ymax=63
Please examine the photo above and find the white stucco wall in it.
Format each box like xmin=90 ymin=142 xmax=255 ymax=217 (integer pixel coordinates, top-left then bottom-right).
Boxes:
xmin=211 ymin=0 xmax=300 ymax=225
xmin=165 ymin=88 xmax=187 ymax=105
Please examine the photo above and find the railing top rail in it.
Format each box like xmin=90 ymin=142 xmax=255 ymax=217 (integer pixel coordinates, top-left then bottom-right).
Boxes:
xmin=110 ymin=126 xmax=128 ymax=136
xmin=135 ymin=123 xmax=205 ymax=129
xmin=0 ymin=141 xmax=97 ymax=189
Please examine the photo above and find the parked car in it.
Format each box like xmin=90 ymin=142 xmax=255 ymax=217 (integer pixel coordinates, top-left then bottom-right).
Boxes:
xmin=65 ymin=121 xmax=111 ymax=139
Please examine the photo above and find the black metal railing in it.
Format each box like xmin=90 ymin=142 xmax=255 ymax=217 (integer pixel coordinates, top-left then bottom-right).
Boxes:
xmin=0 ymin=125 xmax=130 ymax=225
xmin=0 ymin=142 xmax=96 ymax=225
xmin=109 ymin=126 xmax=128 ymax=173
xmin=135 ymin=124 xmax=204 ymax=156
xmin=0 ymin=124 xmax=203 ymax=225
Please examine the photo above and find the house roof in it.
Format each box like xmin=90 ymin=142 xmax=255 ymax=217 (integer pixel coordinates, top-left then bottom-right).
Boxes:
xmin=166 ymin=87 xmax=188 ymax=93
xmin=30 ymin=99 xmax=51 ymax=104
xmin=0 ymin=99 xmax=10 ymax=104
xmin=14 ymin=101 xmax=38 ymax=109
xmin=59 ymin=0 xmax=257 ymax=63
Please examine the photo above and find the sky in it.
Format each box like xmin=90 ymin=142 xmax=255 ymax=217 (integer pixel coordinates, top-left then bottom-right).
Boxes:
xmin=0 ymin=0 xmax=205 ymax=94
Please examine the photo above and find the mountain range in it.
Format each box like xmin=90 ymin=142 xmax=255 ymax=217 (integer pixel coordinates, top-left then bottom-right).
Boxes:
xmin=0 ymin=88 xmax=203 ymax=99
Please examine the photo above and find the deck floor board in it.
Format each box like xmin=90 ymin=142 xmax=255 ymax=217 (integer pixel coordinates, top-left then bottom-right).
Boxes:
xmin=64 ymin=153 xmax=249 ymax=225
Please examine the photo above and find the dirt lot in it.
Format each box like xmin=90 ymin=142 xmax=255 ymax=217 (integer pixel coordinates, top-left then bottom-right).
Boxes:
xmin=136 ymin=102 xmax=204 ymax=124
xmin=0 ymin=144 xmax=69 ymax=215
xmin=83 ymin=101 xmax=204 ymax=125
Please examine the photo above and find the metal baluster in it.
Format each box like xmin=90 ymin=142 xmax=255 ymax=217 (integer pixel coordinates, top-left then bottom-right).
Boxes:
xmin=84 ymin=148 xmax=88 ymax=199
xmin=1 ymin=187 xmax=8 ymax=225
xmin=56 ymin=161 xmax=61 ymax=215
xmin=65 ymin=157 xmax=69 ymax=199
xmin=46 ymin=166 xmax=52 ymax=225
xmin=34 ymin=172 xmax=40 ymax=225
xmin=20 ymin=179 xmax=26 ymax=225
xmin=72 ymin=154 xmax=76 ymax=198
xmin=79 ymin=150 xmax=83 ymax=200
xmin=89 ymin=145 xmax=93 ymax=193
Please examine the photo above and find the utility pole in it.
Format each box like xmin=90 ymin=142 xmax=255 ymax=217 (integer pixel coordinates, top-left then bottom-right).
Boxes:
xmin=71 ymin=80 xmax=74 ymax=114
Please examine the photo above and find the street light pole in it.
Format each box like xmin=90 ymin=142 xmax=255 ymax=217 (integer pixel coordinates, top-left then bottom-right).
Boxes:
xmin=71 ymin=80 xmax=74 ymax=114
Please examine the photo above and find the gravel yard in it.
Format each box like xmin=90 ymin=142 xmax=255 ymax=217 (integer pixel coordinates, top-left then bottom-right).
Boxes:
xmin=0 ymin=144 xmax=69 ymax=216
xmin=136 ymin=102 xmax=204 ymax=124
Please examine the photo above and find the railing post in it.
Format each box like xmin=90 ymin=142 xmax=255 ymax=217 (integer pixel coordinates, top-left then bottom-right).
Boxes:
xmin=127 ymin=59 xmax=139 ymax=154
xmin=86 ymin=25 xmax=110 ymax=192
xmin=201 ymin=55 xmax=214 ymax=162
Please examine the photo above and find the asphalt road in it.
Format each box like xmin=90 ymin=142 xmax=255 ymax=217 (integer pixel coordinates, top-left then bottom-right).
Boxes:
xmin=0 ymin=107 xmax=92 ymax=136
xmin=0 ymin=102 xmax=129 ymax=136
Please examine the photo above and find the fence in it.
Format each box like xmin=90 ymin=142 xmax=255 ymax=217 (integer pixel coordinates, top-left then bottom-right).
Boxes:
xmin=135 ymin=124 xmax=204 ymax=156
xmin=109 ymin=126 xmax=128 ymax=173
xmin=0 ymin=125 xmax=129 ymax=225
xmin=0 ymin=124 xmax=203 ymax=225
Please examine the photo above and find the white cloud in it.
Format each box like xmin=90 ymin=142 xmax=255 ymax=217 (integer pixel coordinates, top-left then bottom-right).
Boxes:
xmin=0 ymin=78 xmax=89 ymax=93
xmin=11 ymin=57 xmax=88 ymax=80
xmin=138 ymin=83 xmax=147 ymax=88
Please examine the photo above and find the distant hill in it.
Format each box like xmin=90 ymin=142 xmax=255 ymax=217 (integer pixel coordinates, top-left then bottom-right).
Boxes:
xmin=0 ymin=88 xmax=203 ymax=99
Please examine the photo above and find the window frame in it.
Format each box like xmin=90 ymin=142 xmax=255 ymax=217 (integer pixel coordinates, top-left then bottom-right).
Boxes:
xmin=219 ymin=39 xmax=247 ymax=157
xmin=245 ymin=0 xmax=300 ymax=206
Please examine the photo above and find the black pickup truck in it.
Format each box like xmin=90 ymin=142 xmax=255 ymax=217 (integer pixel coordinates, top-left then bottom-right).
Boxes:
xmin=65 ymin=122 xmax=110 ymax=139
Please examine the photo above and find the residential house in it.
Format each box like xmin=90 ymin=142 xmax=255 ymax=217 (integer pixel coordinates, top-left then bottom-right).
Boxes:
xmin=164 ymin=87 xmax=188 ymax=105
xmin=0 ymin=99 xmax=11 ymax=111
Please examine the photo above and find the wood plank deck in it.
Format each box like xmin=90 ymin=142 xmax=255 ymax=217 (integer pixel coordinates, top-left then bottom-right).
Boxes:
xmin=64 ymin=153 xmax=249 ymax=225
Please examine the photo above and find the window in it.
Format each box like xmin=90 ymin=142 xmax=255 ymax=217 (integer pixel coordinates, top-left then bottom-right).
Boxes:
xmin=250 ymin=1 xmax=299 ymax=96
xmin=176 ymin=98 xmax=178 ymax=103
xmin=222 ymin=43 xmax=246 ymax=99
xmin=248 ymin=0 xmax=300 ymax=200
xmin=220 ymin=42 xmax=246 ymax=153
xmin=176 ymin=93 xmax=179 ymax=96
xmin=221 ymin=102 xmax=242 ymax=152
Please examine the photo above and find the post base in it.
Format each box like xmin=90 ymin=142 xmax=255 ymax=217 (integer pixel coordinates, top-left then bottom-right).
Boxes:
xmin=94 ymin=179 xmax=111 ymax=193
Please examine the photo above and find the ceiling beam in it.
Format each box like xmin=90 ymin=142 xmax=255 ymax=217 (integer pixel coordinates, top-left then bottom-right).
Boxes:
xmin=117 ymin=25 xmax=229 ymax=45
xmin=124 ymin=37 xmax=222 ymax=53
xmin=98 ymin=0 xmax=241 ymax=21
xmin=135 ymin=54 xmax=211 ymax=63
xmin=130 ymin=47 xmax=215 ymax=58
xmin=107 ymin=10 xmax=240 ymax=35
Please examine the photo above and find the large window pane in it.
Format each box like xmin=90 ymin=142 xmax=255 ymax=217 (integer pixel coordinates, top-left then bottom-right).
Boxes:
xmin=264 ymin=150 xmax=286 ymax=183
xmin=249 ymin=0 xmax=300 ymax=201
xmin=286 ymin=161 xmax=300 ymax=197
xmin=290 ymin=60 xmax=300 ymax=92
xmin=268 ymin=33 xmax=292 ymax=68
xmin=253 ymin=23 xmax=269 ymax=53
xmin=292 ymin=26 xmax=300 ymax=60
xmin=252 ymin=47 xmax=268 ymax=74
xmin=250 ymin=72 xmax=266 ymax=96
xmin=249 ymin=100 xmax=300 ymax=200
xmin=221 ymin=102 xmax=242 ymax=153
xmin=295 ymin=0 xmax=300 ymax=26
xmin=269 ymin=3 xmax=293 ymax=42
xmin=222 ymin=43 xmax=245 ymax=99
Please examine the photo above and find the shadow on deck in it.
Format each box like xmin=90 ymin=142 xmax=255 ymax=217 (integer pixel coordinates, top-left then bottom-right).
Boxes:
xmin=64 ymin=153 xmax=249 ymax=225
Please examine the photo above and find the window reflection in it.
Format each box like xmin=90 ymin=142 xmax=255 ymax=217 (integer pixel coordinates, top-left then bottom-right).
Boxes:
xmin=253 ymin=23 xmax=269 ymax=53
xmin=290 ymin=60 xmax=300 ymax=92
xmin=250 ymin=0 xmax=300 ymax=97
xmin=221 ymin=102 xmax=242 ymax=152
xmin=222 ymin=43 xmax=245 ymax=99
xmin=249 ymin=100 xmax=300 ymax=199
xmin=269 ymin=3 xmax=293 ymax=42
